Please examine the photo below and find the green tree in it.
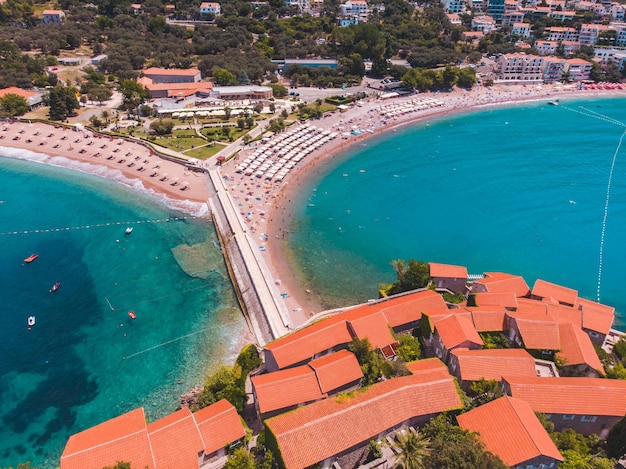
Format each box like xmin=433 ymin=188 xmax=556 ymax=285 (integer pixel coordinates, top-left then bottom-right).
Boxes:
xmin=237 ymin=118 xmax=246 ymax=130
xmin=390 ymin=429 xmax=431 ymax=469
xmin=268 ymin=84 xmax=288 ymax=98
xmin=396 ymin=334 xmax=421 ymax=362
xmin=213 ymin=67 xmax=238 ymax=86
xmin=48 ymin=85 xmax=79 ymax=121
xmin=224 ymin=447 xmax=255 ymax=469
xmin=606 ymin=415 xmax=626 ymax=458
xmin=0 ymin=93 xmax=29 ymax=117
xmin=89 ymin=85 xmax=113 ymax=105
xmin=194 ymin=366 xmax=246 ymax=412
xmin=386 ymin=259 xmax=431 ymax=295
xmin=149 ymin=119 xmax=175 ymax=135
xmin=468 ymin=378 xmax=503 ymax=406
xmin=423 ymin=415 xmax=508 ymax=469
xmin=118 ymin=80 xmax=149 ymax=112
xmin=348 ymin=337 xmax=383 ymax=385
xmin=457 ymin=68 xmax=477 ymax=89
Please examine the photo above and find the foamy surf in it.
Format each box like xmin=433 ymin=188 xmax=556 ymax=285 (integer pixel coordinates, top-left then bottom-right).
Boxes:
xmin=0 ymin=146 xmax=209 ymax=217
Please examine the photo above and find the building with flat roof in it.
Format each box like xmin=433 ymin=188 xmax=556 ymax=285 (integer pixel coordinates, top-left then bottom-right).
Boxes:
xmin=143 ymin=67 xmax=202 ymax=84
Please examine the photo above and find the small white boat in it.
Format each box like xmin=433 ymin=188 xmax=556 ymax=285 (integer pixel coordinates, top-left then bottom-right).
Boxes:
xmin=28 ymin=316 xmax=36 ymax=327
xmin=548 ymin=100 xmax=559 ymax=106
xmin=125 ymin=227 xmax=133 ymax=235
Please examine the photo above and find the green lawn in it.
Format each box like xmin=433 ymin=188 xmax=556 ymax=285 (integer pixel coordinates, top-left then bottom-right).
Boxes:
xmin=184 ymin=143 xmax=227 ymax=159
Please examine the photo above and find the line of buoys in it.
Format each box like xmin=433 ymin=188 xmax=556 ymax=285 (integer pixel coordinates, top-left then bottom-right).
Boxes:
xmin=596 ymin=128 xmax=626 ymax=302
xmin=561 ymin=106 xmax=626 ymax=128
xmin=0 ymin=216 xmax=209 ymax=236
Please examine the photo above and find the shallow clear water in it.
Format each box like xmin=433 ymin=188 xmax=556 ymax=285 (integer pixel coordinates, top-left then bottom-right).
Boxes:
xmin=0 ymin=155 xmax=249 ymax=468
xmin=288 ymin=97 xmax=626 ymax=327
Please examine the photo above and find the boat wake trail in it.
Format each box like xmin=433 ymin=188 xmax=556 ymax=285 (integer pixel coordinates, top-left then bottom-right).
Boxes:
xmin=596 ymin=128 xmax=626 ymax=302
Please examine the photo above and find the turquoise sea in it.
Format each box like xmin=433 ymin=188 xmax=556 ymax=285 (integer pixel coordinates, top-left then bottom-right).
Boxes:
xmin=288 ymin=97 xmax=626 ymax=327
xmin=0 ymin=153 xmax=249 ymax=468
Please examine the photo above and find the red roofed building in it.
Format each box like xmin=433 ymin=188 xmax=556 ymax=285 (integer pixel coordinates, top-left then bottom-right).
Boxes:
xmin=516 ymin=297 xmax=548 ymax=315
xmin=557 ymin=323 xmax=604 ymax=377
xmin=252 ymin=350 xmax=363 ymax=418
xmin=308 ymin=350 xmax=363 ymax=394
xmin=502 ymin=375 xmax=626 ymax=437
xmin=143 ymin=67 xmax=202 ymax=84
xmin=506 ymin=311 xmax=561 ymax=352
xmin=531 ymin=279 xmax=578 ymax=307
xmin=473 ymin=291 xmax=518 ymax=310
xmin=429 ymin=262 xmax=468 ymax=293
xmin=457 ymin=396 xmax=563 ymax=468
xmin=468 ymin=307 xmax=507 ymax=332
xmin=252 ymin=366 xmax=324 ymax=417
xmin=381 ymin=289 xmax=446 ymax=332
xmin=265 ymin=372 xmax=462 ymax=469
xmin=405 ymin=357 xmax=451 ymax=379
xmin=0 ymin=86 xmax=44 ymax=109
xmin=42 ymin=9 xmax=65 ymax=23
xmin=472 ymin=272 xmax=530 ymax=297
xmin=147 ymin=408 xmax=205 ymax=468
xmin=577 ymin=298 xmax=615 ymax=345
xmin=449 ymin=348 xmax=537 ymax=389
xmin=432 ymin=314 xmax=483 ymax=363
xmin=61 ymin=408 xmax=154 ymax=469
xmin=264 ymin=290 xmax=450 ymax=371
xmin=347 ymin=310 xmax=397 ymax=356
xmin=60 ymin=400 xmax=245 ymax=469
xmin=193 ymin=399 xmax=247 ymax=460
xmin=263 ymin=315 xmax=353 ymax=371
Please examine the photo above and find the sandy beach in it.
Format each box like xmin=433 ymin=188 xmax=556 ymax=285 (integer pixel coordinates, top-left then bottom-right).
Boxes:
xmin=2 ymin=83 xmax=625 ymax=335
xmin=218 ymin=83 xmax=626 ymax=328
xmin=0 ymin=121 xmax=210 ymax=209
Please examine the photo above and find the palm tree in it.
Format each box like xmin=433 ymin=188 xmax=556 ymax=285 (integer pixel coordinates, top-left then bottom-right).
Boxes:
xmin=390 ymin=428 xmax=431 ymax=469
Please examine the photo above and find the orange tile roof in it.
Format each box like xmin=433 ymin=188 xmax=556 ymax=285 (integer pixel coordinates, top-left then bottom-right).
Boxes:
xmin=265 ymin=291 xmax=447 ymax=369
xmin=147 ymin=408 xmax=205 ymax=469
xmin=516 ymin=298 xmax=548 ymax=315
xmin=264 ymin=315 xmax=353 ymax=369
xmin=509 ymin=313 xmax=560 ymax=350
xmin=423 ymin=309 xmax=473 ymax=332
xmin=406 ymin=358 xmax=454 ymax=380
xmin=145 ymin=82 xmax=213 ymax=93
xmin=451 ymin=348 xmax=537 ymax=382
xmin=546 ymin=303 xmax=582 ymax=328
xmin=578 ymin=298 xmax=615 ymax=335
xmin=144 ymin=67 xmax=201 ymax=76
xmin=61 ymin=401 xmax=246 ymax=469
xmin=348 ymin=311 xmax=396 ymax=349
xmin=532 ymin=279 xmax=578 ymax=305
xmin=265 ymin=373 xmax=462 ymax=469
xmin=474 ymin=272 xmax=530 ymax=297
xmin=468 ymin=308 xmax=507 ymax=332
xmin=457 ymin=396 xmax=563 ymax=466
xmin=435 ymin=314 xmax=483 ymax=349
xmin=0 ymin=86 xmax=40 ymax=99
xmin=473 ymin=292 xmax=518 ymax=309
xmin=194 ymin=399 xmax=246 ymax=455
xmin=557 ymin=323 xmax=604 ymax=373
xmin=429 ymin=262 xmax=468 ymax=279
xmin=503 ymin=375 xmax=626 ymax=416
xmin=60 ymin=408 xmax=155 ymax=469
xmin=308 ymin=350 xmax=363 ymax=393
xmin=252 ymin=366 xmax=324 ymax=414
xmin=381 ymin=290 xmax=446 ymax=327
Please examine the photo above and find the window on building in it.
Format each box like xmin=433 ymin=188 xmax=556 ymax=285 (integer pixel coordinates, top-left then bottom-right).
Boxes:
xmin=562 ymin=415 xmax=576 ymax=420
xmin=581 ymin=415 xmax=597 ymax=422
